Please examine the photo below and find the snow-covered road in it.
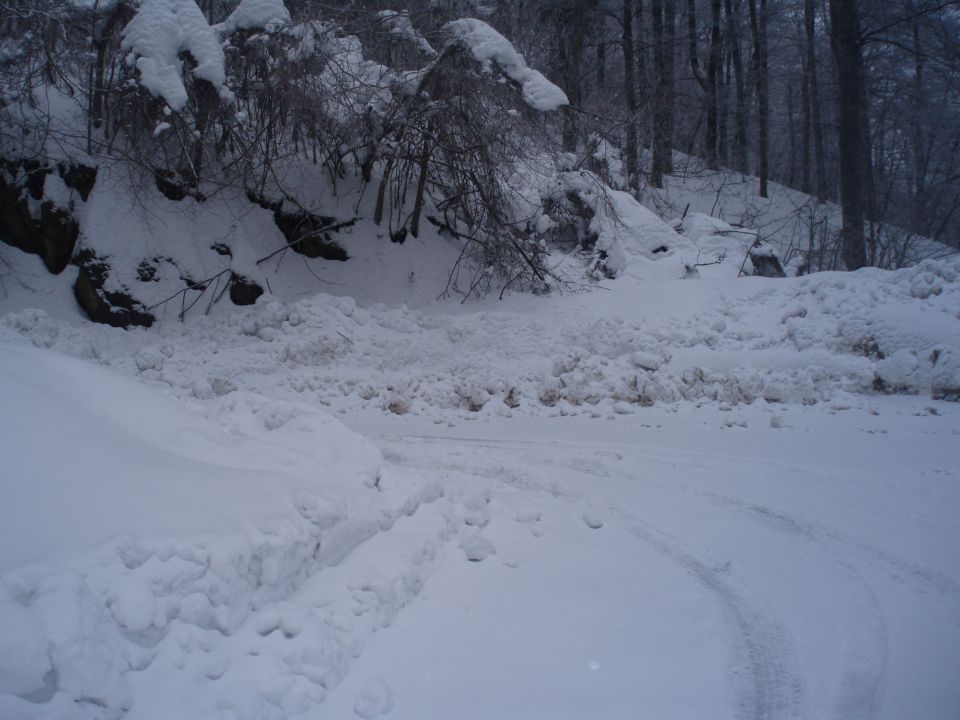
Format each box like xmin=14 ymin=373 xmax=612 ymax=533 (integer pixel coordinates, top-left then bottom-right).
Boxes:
xmin=3 ymin=259 xmax=959 ymax=718
xmin=322 ymin=405 xmax=960 ymax=720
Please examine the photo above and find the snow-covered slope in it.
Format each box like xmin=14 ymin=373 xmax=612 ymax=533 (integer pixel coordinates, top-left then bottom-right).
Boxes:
xmin=1 ymin=145 xmax=959 ymax=720
xmin=0 ymin=346 xmax=449 ymax=719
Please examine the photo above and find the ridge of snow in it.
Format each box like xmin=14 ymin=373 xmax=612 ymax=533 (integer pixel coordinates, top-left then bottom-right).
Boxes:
xmin=122 ymin=0 xmax=226 ymax=111
xmin=443 ymin=18 xmax=568 ymax=112
xmin=217 ymin=0 xmax=291 ymax=35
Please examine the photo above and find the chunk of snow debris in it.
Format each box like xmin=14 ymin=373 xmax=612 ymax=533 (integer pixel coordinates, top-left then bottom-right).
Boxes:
xmin=377 ymin=10 xmax=435 ymax=56
xmin=354 ymin=676 xmax=393 ymax=718
xmin=677 ymin=212 xmax=738 ymax=241
xmin=109 ymin=576 xmax=157 ymax=632
xmin=152 ymin=121 xmax=171 ymax=136
xmin=630 ymin=351 xmax=662 ymax=371
xmin=461 ymin=493 xmax=491 ymax=528
xmin=122 ymin=0 xmax=226 ymax=111
xmin=217 ymin=0 xmax=291 ymax=35
xmin=582 ymin=512 xmax=604 ymax=529
xmin=770 ymin=414 xmax=784 ymax=428
xmin=459 ymin=529 xmax=496 ymax=562
xmin=443 ymin=18 xmax=568 ymax=111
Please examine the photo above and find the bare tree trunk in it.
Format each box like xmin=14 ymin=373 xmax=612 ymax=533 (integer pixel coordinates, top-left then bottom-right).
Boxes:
xmin=829 ymin=0 xmax=867 ymax=269
xmin=725 ymin=0 xmax=748 ymax=173
xmin=687 ymin=0 xmax=706 ymax=90
xmin=663 ymin=0 xmax=677 ymax=174
xmin=911 ymin=20 xmax=929 ymax=233
xmin=409 ymin=129 xmax=432 ymax=238
xmin=558 ymin=1 xmax=588 ymax=152
xmin=650 ymin=0 xmax=667 ymax=187
xmin=597 ymin=40 xmax=606 ymax=89
xmin=748 ymin=0 xmax=769 ymax=197
xmin=806 ymin=0 xmax=828 ymax=202
xmin=706 ymin=0 xmax=722 ymax=169
xmin=800 ymin=21 xmax=812 ymax=194
xmin=623 ymin=0 xmax=640 ymax=194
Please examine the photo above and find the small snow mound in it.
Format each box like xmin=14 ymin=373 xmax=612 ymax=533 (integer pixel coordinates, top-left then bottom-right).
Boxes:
xmin=582 ymin=512 xmax=604 ymax=530
xmin=354 ymin=676 xmax=393 ymax=718
xmin=459 ymin=529 xmax=496 ymax=562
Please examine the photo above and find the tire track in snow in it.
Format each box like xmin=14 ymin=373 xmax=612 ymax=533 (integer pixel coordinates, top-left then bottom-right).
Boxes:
xmin=370 ymin=430 xmax=957 ymax=720
xmin=626 ymin=520 xmax=805 ymax=720
xmin=393 ymin=433 xmax=960 ymax=604
xmin=739 ymin=504 xmax=889 ymax=720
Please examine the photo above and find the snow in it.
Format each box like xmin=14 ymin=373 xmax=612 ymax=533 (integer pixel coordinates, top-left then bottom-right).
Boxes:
xmin=353 ymin=677 xmax=393 ymax=718
xmin=121 ymin=0 xmax=226 ymax=112
xmin=217 ymin=0 xmax=291 ymax=35
xmin=377 ymin=10 xmax=435 ymax=57
xmin=443 ymin=19 xmax=568 ymax=112
xmin=1 ymin=152 xmax=960 ymax=718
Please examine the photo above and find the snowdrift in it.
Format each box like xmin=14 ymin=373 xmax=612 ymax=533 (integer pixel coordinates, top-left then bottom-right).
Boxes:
xmin=0 ymin=346 xmax=440 ymax=718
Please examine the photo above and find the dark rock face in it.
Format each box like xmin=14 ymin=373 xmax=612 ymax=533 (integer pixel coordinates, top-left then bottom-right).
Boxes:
xmin=57 ymin=162 xmax=97 ymax=201
xmin=749 ymin=250 xmax=787 ymax=278
xmin=247 ymin=192 xmax=352 ymax=261
xmin=273 ymin=209 xmax=350 ymax=261
xmin=154 ymin=169 xmax=192 ymax=202
xmin=0 ymin=160 xmax=95 ymax=274
xmin=228 ymin=273 xmax=263 ymax=305
xmin=541 ymin=192 xmax=598 ymax=254
xmin=73 ymin=250 xmax=154 ymax=328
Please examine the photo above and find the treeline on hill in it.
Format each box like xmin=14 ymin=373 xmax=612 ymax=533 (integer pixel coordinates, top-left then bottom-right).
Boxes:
xmin=0 ymin=0 xmax=958 ymax=320
xmin=511 ymin=0 xmax=959 ymax=269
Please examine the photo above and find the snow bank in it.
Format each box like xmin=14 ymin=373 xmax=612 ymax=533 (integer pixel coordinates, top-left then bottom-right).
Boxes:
xmin=443 ymin=18 xmax=568 ymax=111
xmin=5 ymin=254 xmax=957 ymax=428
xmin=0 ymin=344 xmax=407 ymax=716
xmin=122 ymin=0 xmax=226 ymax=111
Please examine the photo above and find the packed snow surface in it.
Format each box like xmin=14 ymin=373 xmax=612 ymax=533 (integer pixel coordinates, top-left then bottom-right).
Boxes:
xmin=1 ymin=218 xmax=959 ymax=718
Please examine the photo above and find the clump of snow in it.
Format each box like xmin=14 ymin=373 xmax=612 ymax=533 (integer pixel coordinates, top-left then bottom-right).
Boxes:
xmin=378 ymin=10 xmax=435 ymax=56
xmin=553 ymin=170 xmax=689 ymax=278
xmin=122 ymin=0 xmax=226 ymax=112
xmin=354 ymin=676 xmax=394 ymax=718
xmin=582 ymin=512 xmax=604 ymax=529
xmin=443 ymin=18 xmax=568 ymax=112
xmin=217 ymin=0 xmax=291 ymax=35
xmin=459 ymin=529 xmax=496 ymax=562
xmin=315 ymin=31 xmax=395 ymax=122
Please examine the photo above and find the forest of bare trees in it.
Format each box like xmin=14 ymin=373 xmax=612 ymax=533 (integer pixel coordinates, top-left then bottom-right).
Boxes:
xmin=501 ymin=0 xmax=959 ymax=267
xmin=1 ymin=0 xmax=958 ymax=296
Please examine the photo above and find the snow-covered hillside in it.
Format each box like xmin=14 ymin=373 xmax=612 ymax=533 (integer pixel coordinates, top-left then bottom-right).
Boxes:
xmin=2 ymin=208 xmax=960 ymax=719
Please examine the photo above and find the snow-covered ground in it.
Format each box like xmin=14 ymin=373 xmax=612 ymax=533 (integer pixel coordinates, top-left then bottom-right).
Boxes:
xmin=2 ymin=186 xmax=960 ymax=718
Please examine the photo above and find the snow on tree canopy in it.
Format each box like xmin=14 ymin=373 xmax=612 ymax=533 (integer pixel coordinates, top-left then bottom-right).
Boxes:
xmin=443 ymin=18 xmax=568 ymax=112
xmin=121 ymin=0 xmax=226 ymax=112
xmin=217 ymin=0 xmax=291 ymax=35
